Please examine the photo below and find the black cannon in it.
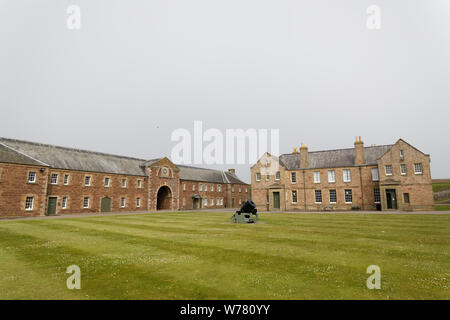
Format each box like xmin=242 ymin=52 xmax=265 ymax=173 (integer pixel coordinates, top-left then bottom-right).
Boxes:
xmin=230 ymin=199 xmax=258 ymax=223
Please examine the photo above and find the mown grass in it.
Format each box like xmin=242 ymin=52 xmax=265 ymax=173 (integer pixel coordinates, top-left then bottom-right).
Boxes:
xmin=432 ymin=182 xmax=450 ymax=193
xmin=0 ymin=212 xmax=449 ymax=300
xmin=435 ymin=205 xmax=450 ymax=211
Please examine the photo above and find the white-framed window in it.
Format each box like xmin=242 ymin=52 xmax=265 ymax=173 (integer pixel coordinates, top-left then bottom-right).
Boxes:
xmin=51 ymin=173 xmax=59 ymax=185
xmin=62 ymin=196 xmax=67 ymax=209
xmin=374 ymin=188 xmax=381 ymax=203
xmin=245 ymin=187 xmax=248 ymax=193
xmin=63 ymin=174 xmax=69 ymax=185
xmin=275 ymin=171 xmax=280 ymax=181
xmin=371 ymin=168 xmax=379 ymax=181
xmin=136 ymin=197 xmax=141 ymax=208
xmin=400 ymin=164 xmax=407 ymax=175
xmin=203 ymin=198 xmax=208 ymax=207
xmin=292 ymin=190 xmax=298 ymax=204
xmin=239 ymin=187 xmax=241 ymax=193
xmin=232 ymin=185 xmax=235 ymax=192
xmin=199 ymin=184 xmax=203 ymax=191
xmin=291 ymin=172 xmax=297 ymax=183
xmin=121 ymin=179 xmax=127 ymax=188
xmin=28 ymin=172 xmax=37 ymax=183
xmin=84 ymin=176 xmax=91 ymax=186
xmin=400 ymin=150 xmax=404 ymax=160
xmin=345 ymin=189 xmax=353 ymax=204
xmin=216 ymin=197 xmax=220 ymax=205
xmin=256 ymin=173 xmax=261 ymax=182
xmin=211 ymin=185 xmax=214 ymax=192
xmin=211 ymin=198 xmax=214 ymax=206
xmin=83 ymin=197 xmax=90 ymax=209
xmin=137 ymin=179 xmax=142 ymax=188
xmin=121 ymin=197 xmax=126 ymax=208
xmin=329 ymin=190 xmax=337 ymax=204
xmin=218 ymin=185 xmax=221 ymax=192
xmin=25 ymin=196 xmax=34 ymax=210
xmin=414 ymin=163 xmax=423 ymax=174
xmin=314 ymin=190 xmax=322 ymax=204
xmin=192 ymin=184 xmax=196 ymax=191
xmin=343 ymin=169 xmax=351 ymax=182
xmin=385 ymin=165 xmax=393 ymax=176
xmin=265 ymin=173 xmax=269 ymax=181
xmin=104 ymin=177 xmax=110 ymax=187
xmin=183 ymin=183 xmax=186 ymax=191
xmin=205 ymin=184 xmax=208 ymax=192
xmin=238 ymin=198 xmax=242 ymax=205
xmin=328 ymin=170 xmax=336 ymax=183
xmin=314 ymin=171 xmax=321 ymax=184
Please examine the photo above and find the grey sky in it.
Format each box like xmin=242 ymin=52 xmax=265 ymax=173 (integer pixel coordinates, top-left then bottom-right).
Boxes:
xmin=1 ymin=0 xmax=449 ymax=183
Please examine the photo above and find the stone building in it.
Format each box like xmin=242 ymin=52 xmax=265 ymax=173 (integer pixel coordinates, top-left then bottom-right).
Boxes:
xmin=251 ymin=138 xmax=434 ymax=212
xmin=0 ymin=137 xmax=249 ymax=217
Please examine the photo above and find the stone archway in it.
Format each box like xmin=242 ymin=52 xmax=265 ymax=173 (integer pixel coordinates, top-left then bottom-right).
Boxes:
xmin=156 ymin=186 xmax=172 ymax=210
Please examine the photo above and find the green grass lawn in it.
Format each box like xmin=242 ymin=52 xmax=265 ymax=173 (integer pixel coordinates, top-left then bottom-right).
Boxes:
xmin=435 ymin=205 xmax=450 ymax=211
xmin=432 ymin=182 xmax=450 ymax=193
xmin=0 ymin=212 xmax=449 ymax=300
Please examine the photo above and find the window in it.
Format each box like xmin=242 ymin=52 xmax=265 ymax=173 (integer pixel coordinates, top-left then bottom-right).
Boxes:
xmin=292 ymin=190 xmax=297 ymax=204
xmin=182 ymin=198 xmax=186 ymax=206
xmin=314 ymin=190 xmax=322 ymax=203
xmin=25 ymin=196 xmax=34 ymax=210
xmin=371 ymin=168 xmax=379 ymax=181
xmin=374 ymin=188 xmax=381 ymax=203
xmin=199 ymin=184 xmax=202 ymax=191
xmin=343 ymin=169 xmax=351 ymax=182
xmin=291 ymin=172 xmax=297 ymax=183
xmin=403 ymin=193 xmax=410 ymax=203
xmin=205 ymin=184 xmax=208 ymax=192
xmin=256 ymin=173 xmax=261 ymax=181
xmin=83 ymin=197 xmax=90 ymax=209
xmin=121 ymin=197 xmax=126 ymax=208
xmin=51 ymin=173 xmax=59 ymax=185
xmin=414 ymin=163 xmax=423 ymax=174
xmin=400 ymin=164 xmax=407 ymax=175
xmin=136 ymin=197 xmax=141 ymax=208
xmin=121 ymin=179 xmax=127 ymax=188
xmin=62 ymin=196 xmax=67 ymax=209
xmin=211 ymin=185 xmax=214 ymax=192
xmin=238 ymin=199 xmax=242 ymax=205
xmin=245 ymin=187 xmax=248 ymax=193
xmin=183 ymin=183 xmax=186 ymax=191
xmin=232 ymin=185 xmax=235 ymax=192
xmin=203 ymin=198 xmax=208 ymax=207
xmin=329 ymin=190 xmax=337 ymax=204
xmin=192 ymin=184 xmax=196 ymax=191
xmin=137 ymin=180 xmax=142 ymax=188
xmin=211 ymin=198 xmax=214 ymax=206
xmin=104 ymin=177 xmax=110 ymax=187
xmin=265 ymin=173 xmax=269 ymax=181
xmin=275 ymin=171 xmax=280 ymax=181
xmin=64 ymin=174 xmax=69 ymax=185
xmin=314 ymin=171 xmax=321 ymax=183
xmin=400 ymin=150 xmax=404 ymax=160
xmin=385 ymin=165 xmax=393 ymax=176
xmin=345 ymin=189 xmax=353 ymax=203
xmin=28 ymin=172 xmax=37 ymax=183
xmin=328 ymin=170 xmax=336 ymax=183
xmin=239 ymin=187 xmax=241 ymax=193
xmin=218 ymin=185 xmax=221 ymax=192
xmin=84 ymin=176 xmax=91 ymax=186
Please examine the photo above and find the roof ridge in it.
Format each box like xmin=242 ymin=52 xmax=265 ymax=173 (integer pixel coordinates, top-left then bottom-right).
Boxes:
xmin=279 ymin=144 xmax=393 ymax=157
xmin=0 ymin=137 xmax=147 ymax=162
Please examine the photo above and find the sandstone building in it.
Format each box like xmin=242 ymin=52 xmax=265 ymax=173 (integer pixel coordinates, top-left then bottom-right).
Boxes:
xmin=251 ymin=138 xmax=434 ymax=212
xmin=0 ymin=138 xmax=249 ymax=217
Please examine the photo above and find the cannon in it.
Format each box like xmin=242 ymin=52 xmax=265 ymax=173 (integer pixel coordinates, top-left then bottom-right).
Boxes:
xmin=231 ymin=199 xmax=258 ymax=223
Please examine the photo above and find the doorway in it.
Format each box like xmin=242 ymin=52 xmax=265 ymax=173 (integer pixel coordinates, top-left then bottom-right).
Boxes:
xmin=101 ymin=197 xmax=111 ymax=213
xmin=386 ymin=189 xmax=398 ymax=210
xmin=273 ymin=192 xmax=280 ymax=209
xmin=157 ymin=186 xmax=172 ymax=210
xmin=47 ymin=197 xmax=57 ymax=215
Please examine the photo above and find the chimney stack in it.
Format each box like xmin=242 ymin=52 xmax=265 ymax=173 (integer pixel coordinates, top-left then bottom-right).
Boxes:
xmin=228 ymin=168 xmax=235 ymax=174
xmin=354 ymin=136 xmax=365 ymax=165
xmin=300 ymin=142 xmax=309 ymax=168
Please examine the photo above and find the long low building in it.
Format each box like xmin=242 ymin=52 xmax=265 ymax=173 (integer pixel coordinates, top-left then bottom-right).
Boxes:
xmin=0 ymin=138 xmax=249 ymax=217
xmin=251 ymin=138 xmax=434 ymax=212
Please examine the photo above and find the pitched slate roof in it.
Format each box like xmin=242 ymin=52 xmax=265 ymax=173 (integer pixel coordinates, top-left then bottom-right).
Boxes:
xmin=279 ymin=145 xmax=393 ymax=170
xmin=0 ymin=138 xmax=147 ymax=176
xmin=178 ymin=165 xmax=248 ymax=185
xmin=0 ymin=137 xmax=248 ymax=184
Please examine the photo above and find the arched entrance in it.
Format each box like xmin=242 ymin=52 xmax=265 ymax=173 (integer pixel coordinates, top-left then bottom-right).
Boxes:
xmin=156 ymin=186 xmax=172 ymax=210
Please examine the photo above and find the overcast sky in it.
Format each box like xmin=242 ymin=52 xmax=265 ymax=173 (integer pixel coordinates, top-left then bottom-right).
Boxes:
xmin=1 ymin=0 xmax=449 ymax=182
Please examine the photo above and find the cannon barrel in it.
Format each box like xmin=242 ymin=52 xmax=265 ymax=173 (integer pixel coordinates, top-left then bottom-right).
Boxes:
xmin=231 ymin=199 xmax=258 ymax=223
